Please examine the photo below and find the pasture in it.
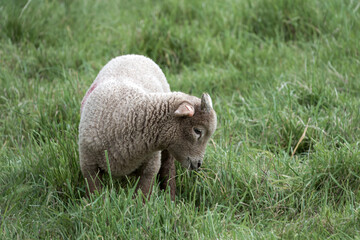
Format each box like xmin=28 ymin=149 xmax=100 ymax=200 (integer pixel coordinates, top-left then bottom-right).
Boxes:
xmin=1 ymin=0 xmax=360 ymax=238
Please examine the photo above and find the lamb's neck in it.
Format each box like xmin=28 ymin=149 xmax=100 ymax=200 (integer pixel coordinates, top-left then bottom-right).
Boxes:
xmin=142 ymin=93 xmax=178 ymax=151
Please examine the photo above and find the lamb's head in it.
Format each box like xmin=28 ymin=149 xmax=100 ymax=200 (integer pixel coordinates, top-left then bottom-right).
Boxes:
xmin=166 ymin=93 xmax=217 ymax=170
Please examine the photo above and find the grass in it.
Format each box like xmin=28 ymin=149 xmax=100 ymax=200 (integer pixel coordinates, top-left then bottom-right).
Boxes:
xmin=1 ymin=0 xmax=360 ymax=238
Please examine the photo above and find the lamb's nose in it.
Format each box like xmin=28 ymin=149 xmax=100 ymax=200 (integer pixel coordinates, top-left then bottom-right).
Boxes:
xmin=190 ymin=161 xmax=202 ymax=170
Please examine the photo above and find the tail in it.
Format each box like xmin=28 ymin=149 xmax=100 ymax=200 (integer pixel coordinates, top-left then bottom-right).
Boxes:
xmin=81 ymin=82 xmax=98 ymax=113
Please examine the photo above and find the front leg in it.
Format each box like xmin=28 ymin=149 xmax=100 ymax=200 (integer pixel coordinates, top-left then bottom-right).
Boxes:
xmin=158 ymin=150 xmax=176 ymax=201
xmin=135 ymin=152 xmax=161 ymax=198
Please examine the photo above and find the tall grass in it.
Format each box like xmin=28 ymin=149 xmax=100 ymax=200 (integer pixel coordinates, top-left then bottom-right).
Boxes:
xmin=1 ymin=0 xmax=360 ymax=238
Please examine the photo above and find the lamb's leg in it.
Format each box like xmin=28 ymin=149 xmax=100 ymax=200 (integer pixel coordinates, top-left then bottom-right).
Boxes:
xmin=158 ymin=150 xmax=176 ymax=201
xmin=82 ymin=165 xmax=103 ymax=197
xmin=80 ymin=148 xmax=103 ymax=196
xmin=135 ymin=152 xmax=161 ymax=199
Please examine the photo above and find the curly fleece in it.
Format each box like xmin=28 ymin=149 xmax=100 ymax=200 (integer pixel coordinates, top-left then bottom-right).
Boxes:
xmin=79 ymin=55 xmax=217 ymax=198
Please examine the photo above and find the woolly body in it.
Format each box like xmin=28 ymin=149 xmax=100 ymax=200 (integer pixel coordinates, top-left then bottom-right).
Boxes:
xmin=79 ymin=55 xmax=217 ymax=198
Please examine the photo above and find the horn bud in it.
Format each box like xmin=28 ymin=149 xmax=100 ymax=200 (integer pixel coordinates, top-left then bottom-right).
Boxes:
xmin=201 ymin=93 xmax=213 ymax=112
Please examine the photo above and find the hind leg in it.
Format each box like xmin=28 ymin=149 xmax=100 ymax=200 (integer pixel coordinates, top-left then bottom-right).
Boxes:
xmin=158 ymin=150 xmax=176 ymax=201
xmin=82 ymin=166 xmax=103 ymax=197
xmin=80 ymin=148 xmax=103 ymax=196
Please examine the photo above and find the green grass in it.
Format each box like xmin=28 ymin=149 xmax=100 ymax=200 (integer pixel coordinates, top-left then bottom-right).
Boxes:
xmin=1 ymin=0 xmax=360 ymax=238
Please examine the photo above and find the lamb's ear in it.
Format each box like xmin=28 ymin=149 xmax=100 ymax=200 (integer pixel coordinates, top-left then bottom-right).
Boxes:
xmin=174 ymin=102 xmax=194 ymax=117
xmin=201 ymin=93 xmax=213 ymax=112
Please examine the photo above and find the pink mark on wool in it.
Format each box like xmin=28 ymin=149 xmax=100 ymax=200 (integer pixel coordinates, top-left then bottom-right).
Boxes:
xmin=81 ymin=82 xmax=98 ymax=111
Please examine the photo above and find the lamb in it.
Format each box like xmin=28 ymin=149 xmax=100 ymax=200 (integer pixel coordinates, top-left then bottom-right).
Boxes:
xmin=79 ymin=54 xmax=217 ymax=200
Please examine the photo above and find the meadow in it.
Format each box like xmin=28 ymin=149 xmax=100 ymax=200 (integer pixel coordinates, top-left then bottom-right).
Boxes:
xmin=1 ymin=0 xmax=360 ymax=238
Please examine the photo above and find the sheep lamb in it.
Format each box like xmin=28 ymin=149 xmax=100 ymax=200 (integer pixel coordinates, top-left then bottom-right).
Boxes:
xmin=79 ymin=54 xmax=217 ymax=200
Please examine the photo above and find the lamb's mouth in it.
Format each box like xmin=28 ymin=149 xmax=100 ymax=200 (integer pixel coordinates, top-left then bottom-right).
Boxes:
xmin=186 ymin=157 xmax=202 ymax=170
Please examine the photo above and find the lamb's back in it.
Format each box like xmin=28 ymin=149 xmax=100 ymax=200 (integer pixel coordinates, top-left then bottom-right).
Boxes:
xmin=94 ymin=55 xmax=170 ymax=93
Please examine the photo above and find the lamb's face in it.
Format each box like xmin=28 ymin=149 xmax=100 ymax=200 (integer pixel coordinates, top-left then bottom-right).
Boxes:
xmin=167 ymin=93 xmax=217 ymax=170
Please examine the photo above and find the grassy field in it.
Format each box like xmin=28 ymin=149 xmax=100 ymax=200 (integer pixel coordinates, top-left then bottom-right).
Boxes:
xmin=1 ymin=0 xmax=360 ymax=238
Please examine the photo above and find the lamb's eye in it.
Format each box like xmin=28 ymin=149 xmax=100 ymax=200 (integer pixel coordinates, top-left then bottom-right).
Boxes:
xmin=194 ymin=128 xmax=202 ymax=138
